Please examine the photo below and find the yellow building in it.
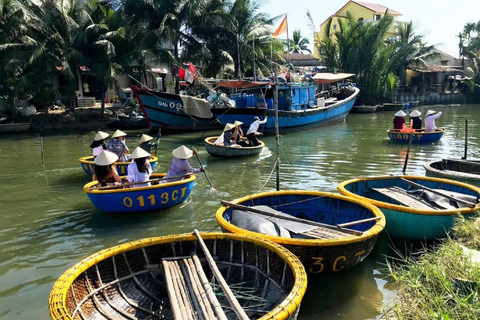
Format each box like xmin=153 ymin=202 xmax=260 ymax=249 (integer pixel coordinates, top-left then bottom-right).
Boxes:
xmin=313 ymin=1 xmax=403 ymax=58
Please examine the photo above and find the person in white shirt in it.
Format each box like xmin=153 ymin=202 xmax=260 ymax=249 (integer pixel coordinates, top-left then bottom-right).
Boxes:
xmin=126 ymin=147 xmax=152 ymax=187
xmin=90 ymin=131 xmax=109 ymax=157
xmin=246 ymin=116 xmax=267 ymax=146
xmin=424 ymin=110 xmax=442 ymax=132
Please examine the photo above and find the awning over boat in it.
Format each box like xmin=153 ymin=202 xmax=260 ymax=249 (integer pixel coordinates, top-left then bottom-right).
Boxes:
xmin=180 ymin=95 xmax=213 ymax=118
xmin=216 ymin=80 xmax=270 ymax=89
xmin=313 ymin=73 xmax=355 ymax=84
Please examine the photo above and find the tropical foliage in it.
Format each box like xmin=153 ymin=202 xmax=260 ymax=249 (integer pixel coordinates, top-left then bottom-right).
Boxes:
xmin=288 ymin=30 xmax=311 ymax=54
xmin=458 ymin=21 xmax=480 ymax=102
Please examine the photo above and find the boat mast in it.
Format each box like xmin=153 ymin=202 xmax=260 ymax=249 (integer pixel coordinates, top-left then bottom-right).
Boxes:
xmin=274 ymin=69 xmax=280 ymax=191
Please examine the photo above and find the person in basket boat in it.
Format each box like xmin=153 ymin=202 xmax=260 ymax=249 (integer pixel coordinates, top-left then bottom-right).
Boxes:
xmin=214 ymin=123 xmax=234 ymax=146
xmin=246 ymin=116 xmax=267 ymax=146
xmin=409 ymin=110 xmax=423 ymax=130
xmin=92 ymin=150 xmax=122 ymax=186
xmin=126 ymin=147 xmax=153 ymax=188
xmin=90 ymin=131 xmax=109 ymax=157
xmin=424 ymin=110 xmax=442 ymax=132
xmin=107 ymin=129 xmax=130 ymax=162
xmin=233 ymin=120 xmax=249 ymax=147
xmin=163 ymin=145 xmax=203 ymax=183
xmin=393 ymin=110 xmax=407 ymax=130
xmin=138 ymin=134 xmax=156 ymax=153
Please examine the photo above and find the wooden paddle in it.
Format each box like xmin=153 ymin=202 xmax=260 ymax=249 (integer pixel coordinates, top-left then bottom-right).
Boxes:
xmin=221 ymin=200 xmax=363 ymax=236
xmin=154 ymin=128 xmax=161 ymax=155
xmin=193 ymin=148 xmax=215 ymax=191
xmin=462 ymin=119 xmax=468 ymax=160
xmin=402 ymin=131 xmax=414 ymax=174
xmin=400 ymin=177 xmax=477 ymax=207
xmin=90 ymin=173 xmax=192 ymax=190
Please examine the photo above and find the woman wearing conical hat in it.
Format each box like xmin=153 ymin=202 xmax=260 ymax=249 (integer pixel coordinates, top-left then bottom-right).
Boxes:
xmin=409 ymin=110 xmax=422 ymax=130
xmin=424 ymin=110 xmax=442 ymax=132
xmin=138 ymin=134 xmax=156 ymax=153
xmin=92 ymin=150 xmax=122 ymax=186
xmin=163 ymin=145 xmax=203 ymax=183
xmin=90 ymin=131 xmax=109 ymax=157
xmin=393 ymin=110 xmax=407 ymax=130
xmin=107 ymin=129 xmax=130 ymax=162
xmin=126 ymin=147 xmax=153 ymax=188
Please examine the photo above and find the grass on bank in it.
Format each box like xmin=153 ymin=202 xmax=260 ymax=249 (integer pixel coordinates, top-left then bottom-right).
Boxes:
xmin=387 ymin=214 xmax=480 ymax=320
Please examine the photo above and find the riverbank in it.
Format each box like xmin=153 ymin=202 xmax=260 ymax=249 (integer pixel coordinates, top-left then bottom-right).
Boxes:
xmin=388 ymin=214 xmax=480 ymax=319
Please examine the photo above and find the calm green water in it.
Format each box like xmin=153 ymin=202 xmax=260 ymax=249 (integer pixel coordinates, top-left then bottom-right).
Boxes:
xmin=1 ymin=104 xmax=479 ymax=319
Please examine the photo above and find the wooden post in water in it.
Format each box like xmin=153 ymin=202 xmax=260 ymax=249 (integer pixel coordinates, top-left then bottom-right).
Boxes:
xmin=402 ymin=133 xmax=413 ymax=174
xmin=462 ymin=119 xmax=468 ymax=160
xmin=274 ymin=69 xmax=280 ymax=191
xmin=40 ymin=137 xmax=44 ymax=164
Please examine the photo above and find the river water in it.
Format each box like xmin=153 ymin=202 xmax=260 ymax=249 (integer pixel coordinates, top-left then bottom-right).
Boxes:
xmin=1 ymin=104 xmax=479 ymax=320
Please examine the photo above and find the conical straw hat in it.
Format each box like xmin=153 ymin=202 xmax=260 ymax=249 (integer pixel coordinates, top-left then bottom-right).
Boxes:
xmin=130 ymin=147 xmax=150 ymax=159
xmin=172 ymin=145 xmax=193 ymax=159
xmin=94 ymin=131 xmax=109 ymax=141
xmin=94 ymin=150 xmax=118 ymax=166
xmin=426 ymin=110 xmax=436 ymax=116
xmin=409 ymin=110 xmax=421 ymax=117
xmin=138 ymin=134 xmax=153 ymax=144
xmin=111 ymin=129 xmax=127 ymax=138
xmin=223 ymin=123 xmax=235 ymax=132
xmin=395 ymin=110 xmax=406 ymax=117
xmin=234 ymin=120 xmax=243 ymax=127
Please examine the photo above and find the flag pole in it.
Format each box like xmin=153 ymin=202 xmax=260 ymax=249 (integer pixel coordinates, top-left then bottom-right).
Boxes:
xmin=286 ymin=14 xmax=290 ymax=66
xmin=253 ymin=35 xmax=256 ymax=81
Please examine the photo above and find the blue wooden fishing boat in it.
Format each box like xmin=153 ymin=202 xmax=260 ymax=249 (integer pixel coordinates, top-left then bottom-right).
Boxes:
xmin=337 ymin=175 xmax=480 ymax=240
xmin=79 ymin=155 xmax=158 ymax=176
xmin=387 ymin=128 xmax=444 ymax=143
xmin=216 ymin=190 xmax=385 ymax=273
xmin=204 ymin=136 xmax=265 ymax=157
xmin=49 ymin=232 xmax=307 ymax=320
xmin=131 ymin=86 xmax=223 ymax=132
xmin=83 ymin=173 xmax=195 ymax=213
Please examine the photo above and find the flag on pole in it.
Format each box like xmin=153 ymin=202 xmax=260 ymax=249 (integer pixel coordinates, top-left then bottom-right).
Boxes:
xmin=272 ymin=16 xmax=287 ymax=38
xmin=178 ymin=68 xmax=186 ymax=80
xmin=188 ymin=63 xmax=197 ymax=75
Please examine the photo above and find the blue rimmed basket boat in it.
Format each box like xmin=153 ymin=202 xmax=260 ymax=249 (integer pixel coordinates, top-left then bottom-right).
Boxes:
xmin=337 ymin=175 xmax=480 ymax=240
xmin=424 ymin=159 xmax=480 ymax=186
xmin=216 ymin=190 xmax=385 ymax=274
xmin=83 ymin=173 xmax=195 ymax=213
xmin=204 ymin=136 xmax=265 ymax=157
xmin=387 ymin=128 xmax=444 ymax=143
xmin=79 ymin=155 xmax=158 ymax=176
xmin=48 ymin=232 xmax=307 ymax=320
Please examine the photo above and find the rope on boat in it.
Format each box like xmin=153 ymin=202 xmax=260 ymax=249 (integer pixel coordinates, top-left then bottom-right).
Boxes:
xmin=256 ymin=157 xmax=279 ymax=193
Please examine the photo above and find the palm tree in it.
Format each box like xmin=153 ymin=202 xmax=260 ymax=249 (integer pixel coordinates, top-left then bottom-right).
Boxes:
xmin=288 ymin=30 xmax=311 ymax=54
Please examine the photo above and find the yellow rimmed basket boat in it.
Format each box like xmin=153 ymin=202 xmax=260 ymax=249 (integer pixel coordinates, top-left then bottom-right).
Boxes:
xmin=216 ymin=190 xmax=385 ymax=274
xmin=79 ymin=155 xmax=158 ymax=176
xmin=49 ymin=232 xmax=307 ymax=320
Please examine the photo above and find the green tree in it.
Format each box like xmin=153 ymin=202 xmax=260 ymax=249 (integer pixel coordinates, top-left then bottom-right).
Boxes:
xmin=288 ymin=30 xmax=310 ymax=54
xmin=458 ymin=21 xmax=480 ymax=102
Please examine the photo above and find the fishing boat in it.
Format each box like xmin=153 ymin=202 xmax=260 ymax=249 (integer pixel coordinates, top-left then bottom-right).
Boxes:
xmin=424 ymin=159 xmax=480 ymax=185
xmin=204 ymin=136 xmax=265 ymax=157
xmin=211 ymin=73 xmax=360 ymax=134
xmin=0 ymin=122 xmax=31 ymax=133
xmin=48 ymin=231 xmax=307 ymax=320
xmin=79 ymin=155 xmax=158 ymax=176
xmin=216 ymin=190 xmax=386 ymax=273
xmin=382 ymin=102 xmax=405 ymax=111
xmin=351 ymin=105 xmax=378 ymax=113
xmin=130 ymin=86 xmax=223 ymax=132
xmin=337 ymin=175 xmax=480 ymax=240
xmin=83 ymin=173 xmax=195 ymax=213
xmin=387 ymin=128 xmax=445 ymax=143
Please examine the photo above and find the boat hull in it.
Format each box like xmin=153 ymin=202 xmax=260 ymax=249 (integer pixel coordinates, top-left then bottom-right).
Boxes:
xmin=387 ymin=128 xmax=444 ymax=143
xmin=204 ymin=136 xmax=264 ymax=157
xmin=351 ymin=105 xmax=377 ymax=113
xmin=84 ymin=173 xmax=195 ymax=213
xmin=337 ymin=175 xmax=480 ymax=239
xmin=131 ymin=86 xmax=222 ymax=131
xmin=213 ymin=87 xmax=360 ymax=134
xmin=382 ymin=103 xmax=404 ymax=111
xmin=79 ymin=155 xmax=158 ymax=176
xmin=0 ymin=122 xmax=31 ymax=133
xmin=216 ymin=190 xmax=385 ymax=273
xmin=424 ymin=159 xmax=480 ymax=186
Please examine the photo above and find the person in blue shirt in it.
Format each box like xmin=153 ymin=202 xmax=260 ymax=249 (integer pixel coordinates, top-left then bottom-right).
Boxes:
xmin=107 ymin=129 xmax=129 ymax=161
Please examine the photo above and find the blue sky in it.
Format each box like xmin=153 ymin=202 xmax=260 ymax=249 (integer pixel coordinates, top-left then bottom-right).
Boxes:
xmin=261 ymin=0 xmax=479 ymax=58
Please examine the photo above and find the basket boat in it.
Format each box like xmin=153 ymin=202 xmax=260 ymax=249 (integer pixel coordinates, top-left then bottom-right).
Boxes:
xmin=337 ymin=175 xmax=480 ymax=239
xmin=216 ymin=190 xmax=385 ymax=274
xmin=83 ymin=173 xmax=195 ymax=213
xmin=424 ymin=159 xmax=480 ymax=186
xmin=204 ymin=136 xmax=265 ymax=157
xmin=49 ymin=232 xmax=307 ymax=320
xmin=79 ymin=155 xmax=158 ymax=176
xmin=387 ymin=128 xmax=444 ymax=143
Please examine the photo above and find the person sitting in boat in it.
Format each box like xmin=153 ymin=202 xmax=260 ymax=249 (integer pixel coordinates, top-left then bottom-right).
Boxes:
xmin=126 ymin=147 xmax=152 ymax=188
xmin=214 ymin=123 xmax=234 ymax=146
xmin=246 ymin=116 xmax=267 ymax=146
xmin=90 ymin=131 xmax=109 ymax=157
xmin=393 ymin=110 xmax=407 ymax=130
xmin=92 ymin=150 xmax=122 ymax=186
xmin=424 ymin=110 xmax=442 ymax=132
xmin=233 ymin=120 xmax=249 ymax=147
xmin=138 ymin=134 xmax=156 ymax=153
xmin=409 ymin=110 xmax=422 ymax=131
xmin=163 ymin=145 xmax=203 ymax=183
xmin=223 ymin=123 xmax=237 ymax=147
xmin=107 ymin=129 xmax=130 ymax=162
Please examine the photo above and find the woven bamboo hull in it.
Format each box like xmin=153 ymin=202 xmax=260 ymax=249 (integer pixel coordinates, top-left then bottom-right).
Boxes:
xmin=204 ymin=136 xmax=264 ymax=157
xmin=83 ymin=173 xmax=195 ymax=213
xmin=79 ymin=155 xmax=158 ymax=176
xmin=382 ymin=103 xmax=404 ymax=111
xmin=216 ymin=191 xmax=385 ymax=274
xmin=387 ymin=128 xmax=444 ymax=143
xmin=337 ymin=175 xmax=480 ymax=239
xmin=424 ymin=159 xmax=480 ymax=186
xmin=49 ymin=232 xmax=307 ymax=320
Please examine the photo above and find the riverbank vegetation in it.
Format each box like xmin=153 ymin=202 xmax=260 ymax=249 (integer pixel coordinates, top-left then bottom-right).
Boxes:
xmin=388 ymin=214 xmax=480 ymax=319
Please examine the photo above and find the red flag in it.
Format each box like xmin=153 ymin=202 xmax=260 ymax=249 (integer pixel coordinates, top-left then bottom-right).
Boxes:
xmin=178 ymin=67 xmax=185 ymax=80
xmin=188 ymin=63 xmax=197 ymax=74
xmin=272 ymin=16 xmax=287 ymax=38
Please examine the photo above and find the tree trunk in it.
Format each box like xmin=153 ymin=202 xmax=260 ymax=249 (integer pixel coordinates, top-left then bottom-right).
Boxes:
xmin=100 ymin=84 xmax=106 ymax=116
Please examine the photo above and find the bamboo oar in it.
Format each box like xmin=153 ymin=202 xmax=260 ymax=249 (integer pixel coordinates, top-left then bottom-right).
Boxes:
xmin=462 ymin=119 xmax=468 ymax=160
xmin=193 ymin=230 xmax=250 ymax=320
xmin=402 ymin=131 xmax=414 ymax=174
xmin=90 ymin=173 xmax=191 ymax=190
xmin=221 ymin=200 xmax=363 ymax=236
xmin=400 ymin=177 xmax=477 ymax=207
xmin=193 ymin=148 xmax=215 ymax=190
xmin=337 ymin=216 xmax=382 ymax=228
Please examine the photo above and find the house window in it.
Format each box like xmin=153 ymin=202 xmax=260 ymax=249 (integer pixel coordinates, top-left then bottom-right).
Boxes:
xmin=374 ymin=14 xmax=381 ymax=21
xmin=333 ymin=24 xmax=337 ymax=30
